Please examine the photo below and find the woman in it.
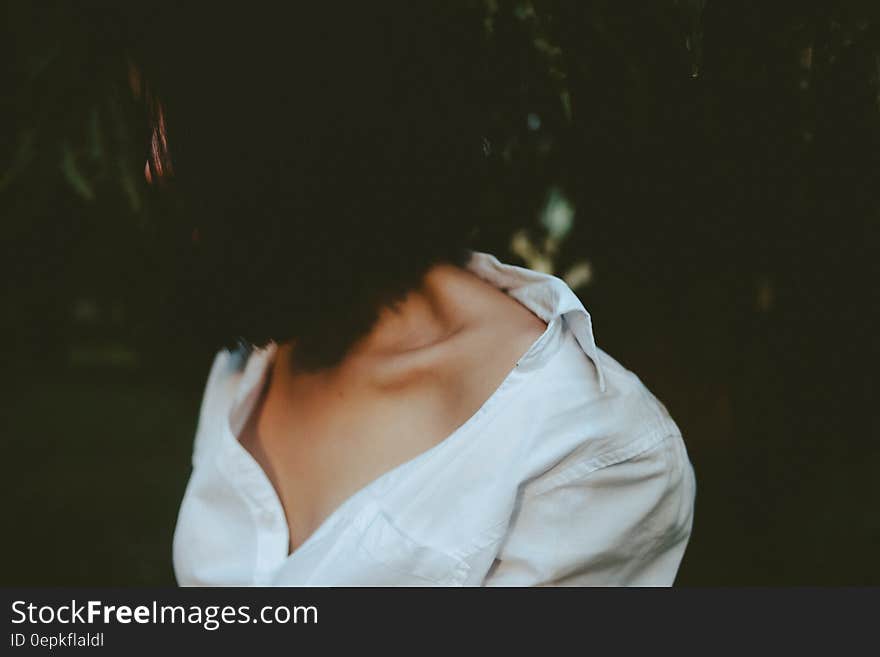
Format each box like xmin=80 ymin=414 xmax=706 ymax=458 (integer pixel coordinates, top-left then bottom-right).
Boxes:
xmin=132 ymin=4 xmax=696 ymax=586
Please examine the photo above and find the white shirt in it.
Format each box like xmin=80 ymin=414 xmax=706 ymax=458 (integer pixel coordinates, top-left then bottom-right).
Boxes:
xmin=173 ymin=251 xmax=696 ymax=586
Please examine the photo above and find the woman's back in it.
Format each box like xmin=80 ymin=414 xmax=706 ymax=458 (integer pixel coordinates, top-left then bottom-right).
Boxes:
xmin=238 ymin=261 xmax=548 ymax=554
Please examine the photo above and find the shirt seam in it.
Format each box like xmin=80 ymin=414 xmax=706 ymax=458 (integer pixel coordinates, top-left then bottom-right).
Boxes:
xmin=525 ymin=430 xmax=681 ymax=498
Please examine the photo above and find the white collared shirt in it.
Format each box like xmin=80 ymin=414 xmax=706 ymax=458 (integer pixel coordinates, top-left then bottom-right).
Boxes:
xmin=173 ymin=251 xmax=696 ymax=586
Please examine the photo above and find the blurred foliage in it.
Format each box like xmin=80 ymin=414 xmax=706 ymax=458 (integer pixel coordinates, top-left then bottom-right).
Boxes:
xmin=2 ymin=0 xmax=879 ymax=370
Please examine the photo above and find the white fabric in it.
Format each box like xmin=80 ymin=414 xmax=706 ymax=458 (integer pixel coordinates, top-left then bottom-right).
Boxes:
xmin=173 ymin=251 xmax=696 ymax=586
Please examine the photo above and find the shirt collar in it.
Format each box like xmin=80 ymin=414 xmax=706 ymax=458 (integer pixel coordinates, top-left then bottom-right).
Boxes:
xmin=466 ymin=251 xmax=607 ymax=392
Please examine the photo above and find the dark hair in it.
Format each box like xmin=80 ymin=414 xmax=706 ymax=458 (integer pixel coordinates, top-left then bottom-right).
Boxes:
xmin=129 ymin=4 xmax=494 ymax=369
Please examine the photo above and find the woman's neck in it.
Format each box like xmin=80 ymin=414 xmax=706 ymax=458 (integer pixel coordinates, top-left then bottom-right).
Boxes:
xmin=347 ymin=262 xmax=477 ymax=357
xmin=271 ymin=260 xmax=514 ymax=395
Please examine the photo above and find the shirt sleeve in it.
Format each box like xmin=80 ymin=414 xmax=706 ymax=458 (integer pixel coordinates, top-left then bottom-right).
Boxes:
xmin=484 ymin=432 xmax=696 ymax=586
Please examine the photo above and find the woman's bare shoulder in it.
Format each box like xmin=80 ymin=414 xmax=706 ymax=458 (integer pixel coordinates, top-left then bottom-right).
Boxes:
xmin=396 ymin=271 xmax=548 ymax=422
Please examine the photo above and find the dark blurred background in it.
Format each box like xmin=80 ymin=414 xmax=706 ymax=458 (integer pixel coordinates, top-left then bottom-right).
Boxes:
xmin=2 ymin=1 xmax=878 ymax=585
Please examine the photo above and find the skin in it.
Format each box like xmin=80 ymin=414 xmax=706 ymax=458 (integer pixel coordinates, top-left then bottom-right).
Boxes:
xmin=238 ymin=261 xmax=548 ymax=555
